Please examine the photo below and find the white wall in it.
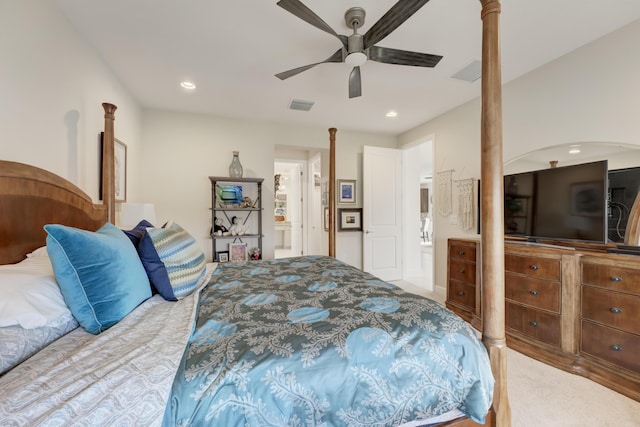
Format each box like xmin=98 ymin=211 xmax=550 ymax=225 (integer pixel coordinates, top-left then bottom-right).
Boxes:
xmin=399 ymin=19 xmax=640 ymax=293
xmin=140 ymin=110 xmax=396 ymax=263
xmin=0 ymin=1 xmax=142 ymax=202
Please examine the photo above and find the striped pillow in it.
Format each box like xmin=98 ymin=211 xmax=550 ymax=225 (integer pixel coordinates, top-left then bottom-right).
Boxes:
xmin=138 ymin=222 xmax=206 ymax=300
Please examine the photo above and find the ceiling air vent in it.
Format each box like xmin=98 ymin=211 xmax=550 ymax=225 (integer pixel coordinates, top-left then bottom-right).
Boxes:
xmin=289 ymin=99 xmax=315 ymax=112
xmin=451 ymin=60 xmax=482 ymax=83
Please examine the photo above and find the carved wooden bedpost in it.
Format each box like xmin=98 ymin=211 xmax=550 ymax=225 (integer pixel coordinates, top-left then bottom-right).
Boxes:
xmin=479 ymin=1 xmax=511 ymax=426
xmin=328 ymin=128 xmax=337 ymax=257
xmin=102 ymin=103 xmax=117 ymax=224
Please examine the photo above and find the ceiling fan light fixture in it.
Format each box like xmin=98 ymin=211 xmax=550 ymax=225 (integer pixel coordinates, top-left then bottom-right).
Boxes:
xmin=345 ymin=51 xmax=367 ymax=66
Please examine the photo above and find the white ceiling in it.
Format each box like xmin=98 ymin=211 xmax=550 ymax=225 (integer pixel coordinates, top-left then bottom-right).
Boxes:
xmin=53 ymin=0 xmax=640 ymax=135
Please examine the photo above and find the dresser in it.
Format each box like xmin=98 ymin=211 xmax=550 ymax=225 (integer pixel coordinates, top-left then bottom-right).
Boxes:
xmin=578 ymin=254 xmax=640 ymax=399
xmin=445 ymin=238 xmax=640 ymax=401
xmin=446 ymin=239 xmax=479 ymax=324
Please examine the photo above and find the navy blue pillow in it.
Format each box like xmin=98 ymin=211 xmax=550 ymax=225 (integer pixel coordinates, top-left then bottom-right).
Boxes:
xmin=122 ymin=219 xmax=154 ymax=247
xmin=137 ymin=222 xmax=206 ymax=301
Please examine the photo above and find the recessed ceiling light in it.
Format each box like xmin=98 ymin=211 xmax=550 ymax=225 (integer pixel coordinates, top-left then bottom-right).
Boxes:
xmin=569 ymin=148 xmax=581 ymax=154
xmin=386 ymin=110 xmax=398 ymax=118
xmin=180 ymin=81 xmax=196 ymax=90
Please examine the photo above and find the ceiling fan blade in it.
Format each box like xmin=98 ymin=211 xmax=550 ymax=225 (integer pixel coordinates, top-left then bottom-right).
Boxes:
xmin=275 ymin=49 xmax=343 ymax=80
xmin=348 ymin=66 xmax=362 ymax=99
xmin=363 ymin=0 xmax=430 ymax=49
xmin=277 ymin=0 xmax=347 ymax=47
xmin=368 ymin=46 xmax=442 ymax=67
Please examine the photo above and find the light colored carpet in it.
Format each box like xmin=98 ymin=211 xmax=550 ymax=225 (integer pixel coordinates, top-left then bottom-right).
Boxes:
xmin=391 ymin=279 xmax=640 ymax=427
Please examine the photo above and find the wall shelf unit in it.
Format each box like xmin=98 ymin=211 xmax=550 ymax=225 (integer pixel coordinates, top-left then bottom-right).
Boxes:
xmin=209 ymin=176 xmax=263 ymax=262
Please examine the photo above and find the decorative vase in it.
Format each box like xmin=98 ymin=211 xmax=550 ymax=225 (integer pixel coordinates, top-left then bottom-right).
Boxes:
xmin=229 ymin=151 xmax=243 ymax=178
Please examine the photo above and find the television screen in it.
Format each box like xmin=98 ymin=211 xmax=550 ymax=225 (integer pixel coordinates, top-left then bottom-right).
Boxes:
xmin=504 ymin=160 xmax=608 ymax=243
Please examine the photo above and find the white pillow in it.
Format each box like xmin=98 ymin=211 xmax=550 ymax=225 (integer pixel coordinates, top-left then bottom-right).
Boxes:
xmin=0 ymin=256 xmax=71 ymax=329
xmin=26 ymin=246 xmax=49 ymax=258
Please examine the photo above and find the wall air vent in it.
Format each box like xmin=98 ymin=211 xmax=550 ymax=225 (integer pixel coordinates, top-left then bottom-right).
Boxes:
xmin=289 ymin=99 xmax=315 ymax=112
xmin=451 ymin=60 xmax=482 ymax=83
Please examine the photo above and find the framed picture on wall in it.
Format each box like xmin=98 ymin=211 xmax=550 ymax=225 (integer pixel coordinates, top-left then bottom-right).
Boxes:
xmin=324 ymin=207 xmax=329 ymax=231
xmin=99 ymin=132 xmax=127 ymax=202
xmin=338 ymin=208 xmax=362 ymax=231
xmin=113 ymin=138 xmax=127 ymax=202
xmin=338 ymin=179 xmax=356 ymax=204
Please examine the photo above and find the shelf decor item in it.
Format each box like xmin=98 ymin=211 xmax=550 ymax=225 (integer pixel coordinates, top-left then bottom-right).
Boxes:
xmin=228 ymin=151 xmax=243 ymax=178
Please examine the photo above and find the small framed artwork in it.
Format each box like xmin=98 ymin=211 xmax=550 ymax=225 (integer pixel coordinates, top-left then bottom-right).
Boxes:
xmin=216 ymin=251 xmax=229 ymax=263
xmin=324 ymin=207 xmax=329 ymax=231
xmin=338 ymin=179 xmax=356 ymax=204
xmin=338 ymin=208 xmax=363 ymax=231
xmin=99 ymin=132 xmax=127 ymax=202
xmin=114 ymin=138 xmax=127 ymax=202
xmin=229 ymin=242 xmax=248 ymax=262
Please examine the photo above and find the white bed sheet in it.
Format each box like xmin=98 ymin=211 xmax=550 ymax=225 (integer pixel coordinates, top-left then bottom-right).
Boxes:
xmin=0 ymin=264 xmax=216 ymax=426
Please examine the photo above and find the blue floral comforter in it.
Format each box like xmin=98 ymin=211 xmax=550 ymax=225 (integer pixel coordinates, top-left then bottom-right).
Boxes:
xmin=163 ymin=256 xmax=493 ymax=426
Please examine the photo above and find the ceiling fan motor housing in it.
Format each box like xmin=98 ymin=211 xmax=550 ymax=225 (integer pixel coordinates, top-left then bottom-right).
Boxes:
xmin=345 ymin=7 xmax=366 ymax=64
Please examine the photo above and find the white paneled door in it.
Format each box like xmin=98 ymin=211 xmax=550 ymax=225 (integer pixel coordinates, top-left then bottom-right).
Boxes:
xmin=363 ymin=146 xmax=403 ymax=281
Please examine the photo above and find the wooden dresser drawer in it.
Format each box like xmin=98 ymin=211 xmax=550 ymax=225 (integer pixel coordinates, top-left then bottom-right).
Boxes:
xmin=582 ymin=286 xmax=640 ymax=335
xmin=449 ymin=243 xmax=476 ymax=262
xmin=448 ymin=281 xmax=476 ymax=310
xmin=505 ymin=254 xmax=561 ymax=280
xmin=506 ymin=301 xmax=561 ymax=347
xmin=581 ymin=320 xmax=640 ymax=373
xmin=505 ymin=273 xmax=560 ymax=313
xmin=449 ymin=259 xmax=476 ymax=284
xmin=582 ymin=262 xmax=640 ymax=293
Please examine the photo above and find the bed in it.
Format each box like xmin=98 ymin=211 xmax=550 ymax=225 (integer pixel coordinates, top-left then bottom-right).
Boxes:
xmin=0 ymin=158 xmax=493 ymax=426
xmin=0 ymin=1 xmax=509 ymax=425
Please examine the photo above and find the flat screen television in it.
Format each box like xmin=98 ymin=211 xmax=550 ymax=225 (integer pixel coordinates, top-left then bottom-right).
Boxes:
xmin=504 ymin=160 xmax=608 ymax=244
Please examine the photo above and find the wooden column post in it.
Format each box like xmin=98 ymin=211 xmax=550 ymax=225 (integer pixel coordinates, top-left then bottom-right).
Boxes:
xmin=102 ymin=103 xmax=117 ymax=224
xmin=328 ymin=128 xmax=337 ymax=257
xmin=479 ymin=1 xmax=511 ymax=426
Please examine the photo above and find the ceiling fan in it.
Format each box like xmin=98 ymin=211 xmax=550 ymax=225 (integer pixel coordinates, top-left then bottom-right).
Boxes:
xmin=275 ymin=0 xmax=443 ymax=98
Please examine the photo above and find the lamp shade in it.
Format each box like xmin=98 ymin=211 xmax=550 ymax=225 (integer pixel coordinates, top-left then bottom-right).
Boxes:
xmin=120 ymin=203 xmax=157 ymax=228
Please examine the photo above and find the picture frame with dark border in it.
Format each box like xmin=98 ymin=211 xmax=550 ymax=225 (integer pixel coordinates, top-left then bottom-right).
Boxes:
xmin=217 ymin=251 xmax=229 ymax=263
xmin=338 ymin=208 xmax=362 ymax=231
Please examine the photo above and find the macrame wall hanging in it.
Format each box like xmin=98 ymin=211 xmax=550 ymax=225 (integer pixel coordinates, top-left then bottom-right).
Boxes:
xmin=456 ymin=178 xmax=475 ymax=231
xmin=437 ymin=169 xmax=453 ymax=217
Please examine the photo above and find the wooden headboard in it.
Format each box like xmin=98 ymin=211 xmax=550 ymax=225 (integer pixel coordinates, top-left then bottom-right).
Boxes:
xmin=0 ymin=161 xmax=108 ymax=264
xmin=0 ymin=103 xmax=117 ymax=265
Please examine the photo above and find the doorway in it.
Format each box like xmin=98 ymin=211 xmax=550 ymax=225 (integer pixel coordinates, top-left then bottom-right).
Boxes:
xmin=273 ymin=147 xmax=327 ymax=259
xmin=401 ymin=139 xmax=435 ymax=293
xmin=274 ymin=160 xmax=304 ymax=258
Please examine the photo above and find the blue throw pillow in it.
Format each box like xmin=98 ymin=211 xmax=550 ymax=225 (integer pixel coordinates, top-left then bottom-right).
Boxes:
xmin=122 ymin=219 xmax=154 ymax=247
xmin=45 ymin=222 xmax=152 ymax=335
xmin=137 ymin=222 xmax=206 ymax=301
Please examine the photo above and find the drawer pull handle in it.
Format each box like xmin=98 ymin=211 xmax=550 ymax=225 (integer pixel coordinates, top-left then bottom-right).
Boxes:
xmin=529 ymin=321 xmax=538 ymax=327
xmin=458 ymin=291 xmax=465 ymax=296
xmin=610 ymin=344 xmax=622 ymax=352
xmin=610 ymin=307 xmax=622 ymax=314
xmin=610 ymin=276 xmax=622 ymax=282
xmin=458 ymin=269 xmax=465 ymax=274
xmin=530 ymin=290 xmax=539 ymax=296
xmin=458 ymin=250 xmax=465 ymax=256
xmin=530 ymin=264 xmax=539 ymax=271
